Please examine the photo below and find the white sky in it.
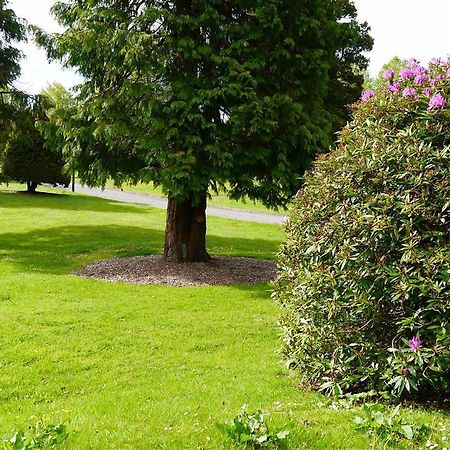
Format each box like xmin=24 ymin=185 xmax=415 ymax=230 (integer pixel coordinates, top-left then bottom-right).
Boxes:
xmin=9 ymin=0 xmax=450 ymax=95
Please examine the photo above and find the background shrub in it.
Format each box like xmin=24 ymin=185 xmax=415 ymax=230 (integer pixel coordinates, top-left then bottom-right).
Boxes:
xmin=1 ymin=94 xmax=69 ymax=192
xmin=274 ymin=57 xmax=450 ymax=399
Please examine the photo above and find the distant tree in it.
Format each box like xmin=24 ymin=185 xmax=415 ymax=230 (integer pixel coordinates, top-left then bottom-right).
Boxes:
xmin=40 ymin=83 xmax=79 ymax=191
xmin=0 ymin=4 xmax=69 ymax=191
xmin=324 ymin=0 xmax=374 ymax=131
xmin=2 ymin=94 xmax=70 ymax=192
xmin=36 ymin=0 xmax=373 ymax=262
xmin=366 ymin=56 xmax=408 ymax=91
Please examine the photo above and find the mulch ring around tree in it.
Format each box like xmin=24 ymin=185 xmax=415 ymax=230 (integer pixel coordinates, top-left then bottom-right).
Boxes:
xmin=74 ymin=255 xmax=277 ymax=286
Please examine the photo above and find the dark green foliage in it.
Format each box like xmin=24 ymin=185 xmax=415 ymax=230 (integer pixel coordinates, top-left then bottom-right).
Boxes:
xmin=0 ymin=0 xmax=25 ymax=87
xmin=36 ymin=0 xmax=372 ymax=207
xmin=324 ymin=0 xmax=373 ymax=131
xmin=274 ymin=60 xmax=450 ymax=398
xmin=2 ymin=94 xmax=70 ymax=191
xmin=0 ymin=0 xmax=26 ymax=159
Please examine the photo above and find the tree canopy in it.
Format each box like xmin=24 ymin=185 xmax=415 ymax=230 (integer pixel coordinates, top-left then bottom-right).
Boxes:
xmin=0 ymin=0 xmax=25 ymax=87
xmin=0 ymin=0 xmax=26 ymax=162
xmin=37 ymin=0 xmax=373 ymax=261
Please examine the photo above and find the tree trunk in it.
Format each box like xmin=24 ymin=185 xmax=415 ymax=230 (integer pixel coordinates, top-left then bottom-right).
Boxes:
xmin=26 ymin=181 xmax=37 ymax=193
xmin=164 ymin=192 xmax=211 ymax=262
xmin=71 ymin=163 xmax=75 ymax=192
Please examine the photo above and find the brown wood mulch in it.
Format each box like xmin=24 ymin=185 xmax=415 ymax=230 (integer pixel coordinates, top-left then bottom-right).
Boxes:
xmin=74 ymin=255 xmax=277 ymax=286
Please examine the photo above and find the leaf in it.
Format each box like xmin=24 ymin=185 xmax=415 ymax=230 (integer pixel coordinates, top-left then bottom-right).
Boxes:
xmin=240 ymin=433 xmax=253 ymax=443
xmin=276 ymin=430 xmax=290 ymax=440
xmin=9 ymin=431 xmax=26 ymax=450
xmin=256 ymin=434 xmax=268 ymax=443
xmin=354 ymin=416 xmax=365 ymax=426
xmin=400 ymin=424 xmax=414 ymax=440
xmin=391 ymin=405 xmax=401 ymax=418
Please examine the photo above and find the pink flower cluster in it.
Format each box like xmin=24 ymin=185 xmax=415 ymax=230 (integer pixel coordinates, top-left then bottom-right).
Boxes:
xmin=361 ymin=56 xmax=450 ymax=111
xmin=408 ymin=336 xmax=422 ymax=352
xmin=361 ymin=89 xmax=375 ymax=101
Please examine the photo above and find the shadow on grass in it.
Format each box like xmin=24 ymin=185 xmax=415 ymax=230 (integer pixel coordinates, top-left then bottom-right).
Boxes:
xmin=0 ymin=190 xmax=150 ymax=214
xmin=0 ymin=224 xmax=165 ymax=274
xmin=231 ymin=283 xmax=274 ymax=300
xmin=0 ymin=224 xmax=279 ymax=279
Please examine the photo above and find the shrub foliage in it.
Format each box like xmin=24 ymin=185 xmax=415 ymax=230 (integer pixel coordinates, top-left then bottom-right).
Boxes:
xmin=1 ymin=94 xmax=70 ymax=191
xmin=274 ymin=58 xmax=450 ymax=398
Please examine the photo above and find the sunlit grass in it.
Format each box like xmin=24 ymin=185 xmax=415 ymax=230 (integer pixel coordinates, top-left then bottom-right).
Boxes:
xmin=0 ymin=184 xmax=447 ymax=449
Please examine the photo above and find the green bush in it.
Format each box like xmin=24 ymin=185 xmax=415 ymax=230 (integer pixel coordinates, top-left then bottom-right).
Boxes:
xmin=1 ymin=95 xmax=69 ymax=192
xmin=274 ymin=58 xmax=450 ymax=399
xmin=2 ymin=132 xmax=70 ymax=192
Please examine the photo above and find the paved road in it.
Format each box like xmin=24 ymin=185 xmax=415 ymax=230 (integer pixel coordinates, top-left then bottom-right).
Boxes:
xmin=74 ymin=183 xmax=286 ymax=225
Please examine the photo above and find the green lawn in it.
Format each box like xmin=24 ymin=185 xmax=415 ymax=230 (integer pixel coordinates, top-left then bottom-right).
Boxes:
xmin=0 ymin=184 xmax=447 ymax=449
xmin=104 ymin=180 xmax=284 ymax=214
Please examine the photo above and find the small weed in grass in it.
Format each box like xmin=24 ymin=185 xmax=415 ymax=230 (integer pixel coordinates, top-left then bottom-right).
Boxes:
xmin=354 ymin=404 xmax=430 ymax=447
xmin=222 ymin=408 xmax=289 ymax=449
xmin=2 ymin=423 xmax=68 ymax=449
xmin=424 ymin=423 xmax=450 ymax=450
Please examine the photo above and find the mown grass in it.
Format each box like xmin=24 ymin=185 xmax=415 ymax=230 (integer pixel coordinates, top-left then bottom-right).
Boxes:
xmin=0 ymin=184 xmax=447 ymax=449
xmin=104 ymin=180 xmax=283 ymax=213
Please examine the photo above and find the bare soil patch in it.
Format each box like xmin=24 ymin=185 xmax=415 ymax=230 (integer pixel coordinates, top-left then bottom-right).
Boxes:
xmin=75 ymin=255 xmax=276 ymax=286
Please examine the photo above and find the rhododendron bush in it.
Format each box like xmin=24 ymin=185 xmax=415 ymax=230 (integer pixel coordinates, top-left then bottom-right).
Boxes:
xmin=274 ymin=58 xmax=450 ymax=399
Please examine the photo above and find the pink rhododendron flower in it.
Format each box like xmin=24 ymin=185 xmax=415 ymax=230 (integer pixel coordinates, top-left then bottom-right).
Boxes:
xmin=403 ymin=87 xmax=417 ymax=97
xmin=414 ymin=74 xmax=427 ymax=85
xmin=408 ymin=58 xmax=420 ymax=66
xmin=361 ymin=89 xmax=375 ymax=102
xmin=399 ymin=68 xmax=413 ymax=79
xmin=423 ymin=88 xmax=432 ymax=97
xmin=431 ymin=57 xmax=444 ymax=65
xmin=408 ymin=336 xmax=423 ymax=352
xmin=388 ymin=82 xmax=401 ymax=93
xmin=411 ymin=65 xmax=426 ymax=76
xmin=428 ymin=93 xmax=447 ymax=109
xmin=383 ymin=68 xmax=395 ymax=80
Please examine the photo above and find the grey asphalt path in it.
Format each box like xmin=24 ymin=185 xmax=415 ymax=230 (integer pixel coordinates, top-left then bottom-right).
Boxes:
xmin=74 ymin=183 xmax=286 ymax=225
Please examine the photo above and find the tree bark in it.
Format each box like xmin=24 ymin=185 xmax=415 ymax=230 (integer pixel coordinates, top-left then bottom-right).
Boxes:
xmin=26 ymin=181 xmax=37 ymax=193
xmin=71 ymin=163 xmax=75 ymax=192
xmin=164 ymin=192 xmax=211 ymax=262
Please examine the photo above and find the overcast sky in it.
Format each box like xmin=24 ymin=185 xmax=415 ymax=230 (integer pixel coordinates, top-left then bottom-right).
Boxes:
xmin=10 ymin=0 xmax=450 ymax=95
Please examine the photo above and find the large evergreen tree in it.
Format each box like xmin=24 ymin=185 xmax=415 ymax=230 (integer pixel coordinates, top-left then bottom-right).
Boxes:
xmin=37 ymin=0 xmax=372 ymax=262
